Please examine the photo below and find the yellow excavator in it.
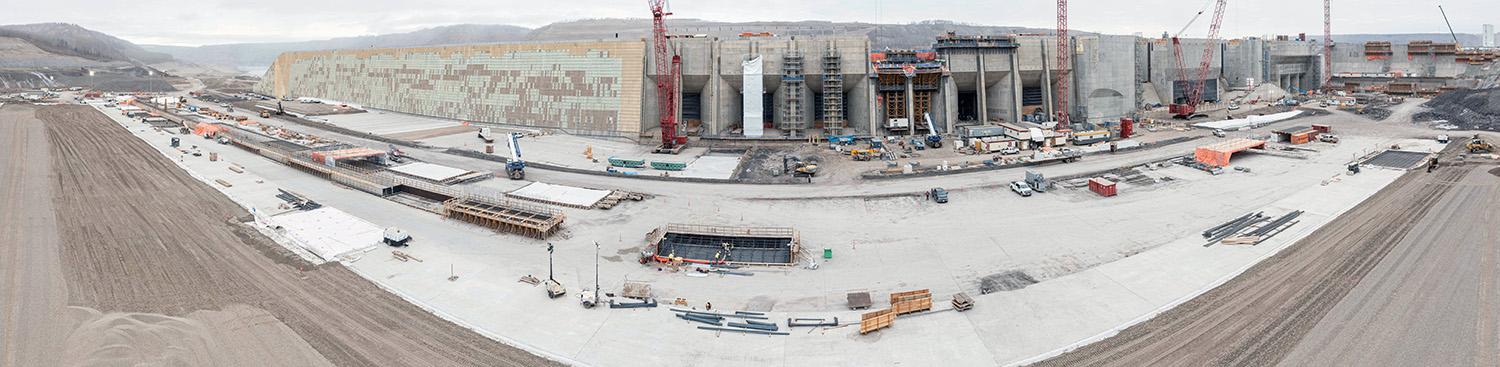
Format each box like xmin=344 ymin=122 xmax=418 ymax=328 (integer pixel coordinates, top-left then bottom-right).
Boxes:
xmin=1467 ymin=134 xmax=1492 ymax=153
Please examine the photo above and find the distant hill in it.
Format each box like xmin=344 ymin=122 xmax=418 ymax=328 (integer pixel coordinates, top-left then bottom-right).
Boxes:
xmin=0 ymin=23 xmax=172 ymax=64
xmin=144 ymin=24 xmax=532 ymax=68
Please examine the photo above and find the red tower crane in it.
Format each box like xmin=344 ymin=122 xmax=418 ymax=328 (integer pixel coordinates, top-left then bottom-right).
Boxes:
xmin=1322 ymin=0 xmax=1332 ymax=88
xmin=650 ymin=0 xmax=685 ymax=153
xmin=1169 ymin=0 xmax=1229 ymax=119
xmin=1054 ymin=0 xmax=1071 ymax=126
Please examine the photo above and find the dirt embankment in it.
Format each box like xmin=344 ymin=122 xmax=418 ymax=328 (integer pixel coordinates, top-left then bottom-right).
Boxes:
xmin=1036 ymin=143 xmax=1473 ymax=366
xmin=1415 ymin=88 xmax=1500 ymax=130
xmin=7 ymin=104 xmax=559 ymax=367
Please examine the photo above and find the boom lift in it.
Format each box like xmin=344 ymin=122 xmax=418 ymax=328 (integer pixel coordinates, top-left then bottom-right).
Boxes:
xmin=504 ymin=132 xmax=526 ymax=180
xmin=923 ymin=112 xmax=942 ymax=148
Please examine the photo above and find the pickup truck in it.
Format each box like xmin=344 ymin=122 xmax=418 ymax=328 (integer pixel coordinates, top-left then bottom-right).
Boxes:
xmin=1010 ymin=181 xmax=1034 ymax=197
xmin=930 ymin=188 xmax=949 ymax=203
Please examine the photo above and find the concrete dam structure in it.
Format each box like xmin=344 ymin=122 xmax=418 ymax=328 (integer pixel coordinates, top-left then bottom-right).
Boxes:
xmin=254 ymin=33 xmax=1480 ymax=141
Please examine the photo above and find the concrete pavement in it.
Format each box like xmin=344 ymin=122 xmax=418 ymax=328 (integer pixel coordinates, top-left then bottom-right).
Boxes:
xmin=86 ymin=97 xmax=1453 ymax=366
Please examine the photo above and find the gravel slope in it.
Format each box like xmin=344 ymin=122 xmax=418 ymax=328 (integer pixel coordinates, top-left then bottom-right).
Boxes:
xmin=3 ymin=104 xmax=561 ymax=367
xmin=1036 ymin=143 xmax=1475 ymax=366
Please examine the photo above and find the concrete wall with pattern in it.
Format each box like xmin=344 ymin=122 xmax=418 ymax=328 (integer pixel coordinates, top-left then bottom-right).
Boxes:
xmin=254 ymin=40 xmax=646 ymax=137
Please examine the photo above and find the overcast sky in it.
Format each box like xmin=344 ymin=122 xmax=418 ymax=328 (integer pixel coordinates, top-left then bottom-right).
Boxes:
xmin=7 ymin=0 xmax=1498 ymax=46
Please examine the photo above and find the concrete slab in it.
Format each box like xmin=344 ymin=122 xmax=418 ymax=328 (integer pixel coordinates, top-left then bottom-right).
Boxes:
xmin=678 ymin=154 xmax=741 ymax=179
xmin=389 ymin=162 xmax=472 ymax=182
xmin=95 ymin=100 xmax=1456 ymax=367
xmin=269 ymin=207 xmax=384 ymax=262
xmin=1362 ymin=150 xmax=1432 ymax=170
xmin=507 ymin=182 xmax=611 ymax=208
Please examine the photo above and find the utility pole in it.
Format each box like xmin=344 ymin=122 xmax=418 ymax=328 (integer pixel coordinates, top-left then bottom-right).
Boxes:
xmin=594 ymin=242 xmax=601 ymax=306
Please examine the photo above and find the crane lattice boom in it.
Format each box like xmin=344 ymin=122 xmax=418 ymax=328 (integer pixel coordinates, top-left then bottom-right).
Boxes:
xmin=1170 ymin=0 xmax=1228 ymax=119
xmin=1055 ymin=0 xmax=1071 ymax=125
xmin=649 ymin=0 xmax=683 ymax=150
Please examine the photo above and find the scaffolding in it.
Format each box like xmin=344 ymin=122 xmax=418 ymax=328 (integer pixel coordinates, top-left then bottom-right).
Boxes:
xmin=782 ymin=50 xmax=806 ymax=133
xmin=822 ymin=45 xmax=845 ymax=133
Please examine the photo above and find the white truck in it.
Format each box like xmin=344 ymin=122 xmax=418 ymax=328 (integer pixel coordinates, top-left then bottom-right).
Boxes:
xmin=478 ymin=127 xmax=495 ymax=143
xmin=382 ymin=227 xmax=411 ymax=247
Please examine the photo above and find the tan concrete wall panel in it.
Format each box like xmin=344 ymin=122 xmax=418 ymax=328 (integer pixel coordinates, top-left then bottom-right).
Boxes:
xmin=255 ymin=41 xmax=645 ymax=136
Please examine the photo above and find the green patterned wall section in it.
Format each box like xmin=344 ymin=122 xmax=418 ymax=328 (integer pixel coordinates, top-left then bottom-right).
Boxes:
xmin=255 ymin=41 xmax=645 ymax=136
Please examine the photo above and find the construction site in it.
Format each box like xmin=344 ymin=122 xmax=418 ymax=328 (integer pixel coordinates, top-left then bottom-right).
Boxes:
xmin=5 ymin=1 xmax=1500 ymax=367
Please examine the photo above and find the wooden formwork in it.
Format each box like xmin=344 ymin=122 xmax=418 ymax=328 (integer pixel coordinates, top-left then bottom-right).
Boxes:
xmin=859 ymin=308 xmax=896 ymax=334
xmin=890 ymin=289 xmax=933 ymax=316
xmin=890 ymin=289 xmax=931 ymax=303
xmin=892 ymin=297 xmax=933 ymax=315
xmin=442 ymin=198 xmax=564 ymax=239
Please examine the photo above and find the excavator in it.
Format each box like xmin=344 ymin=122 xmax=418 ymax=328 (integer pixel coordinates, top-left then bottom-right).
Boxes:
xmin=783 ymin=156 xmax=818 ymax=177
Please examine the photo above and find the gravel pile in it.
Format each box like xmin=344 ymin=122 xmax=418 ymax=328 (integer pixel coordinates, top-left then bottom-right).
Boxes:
xmin=1419 ymin=88 xmax=1500 ymax=130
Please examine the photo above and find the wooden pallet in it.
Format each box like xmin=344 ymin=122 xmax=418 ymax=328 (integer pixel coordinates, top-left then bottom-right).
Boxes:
xmin=952 ymin=292 xmax=974 ymax=312
xmin=621 ymin=281 xmax=652 ymax=299
xmin=847 ymin=291 xmax=872 ymax=310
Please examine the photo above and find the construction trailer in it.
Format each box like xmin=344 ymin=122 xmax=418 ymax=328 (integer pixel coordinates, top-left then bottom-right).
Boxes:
xmin=1274 ymin=126 xmax=1319 ymax=144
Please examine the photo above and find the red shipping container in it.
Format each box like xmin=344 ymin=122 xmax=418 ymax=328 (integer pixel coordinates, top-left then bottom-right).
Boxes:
xmin=1119 ymin=118 xmax=1134 ymax=139
xmin=1088 ymin=177 xmax=1117 ymax=197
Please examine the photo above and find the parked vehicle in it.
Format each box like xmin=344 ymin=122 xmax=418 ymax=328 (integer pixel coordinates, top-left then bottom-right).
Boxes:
xmin=1009 ymin=181 xmax=1034 ymax=197
xmin=382 ymin=227 xmax=411 ymax=247
xmin=999 ymin=146 xmax=1020 ymax=155
xmin=930 ymin=188 xmax=949 ymax=203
